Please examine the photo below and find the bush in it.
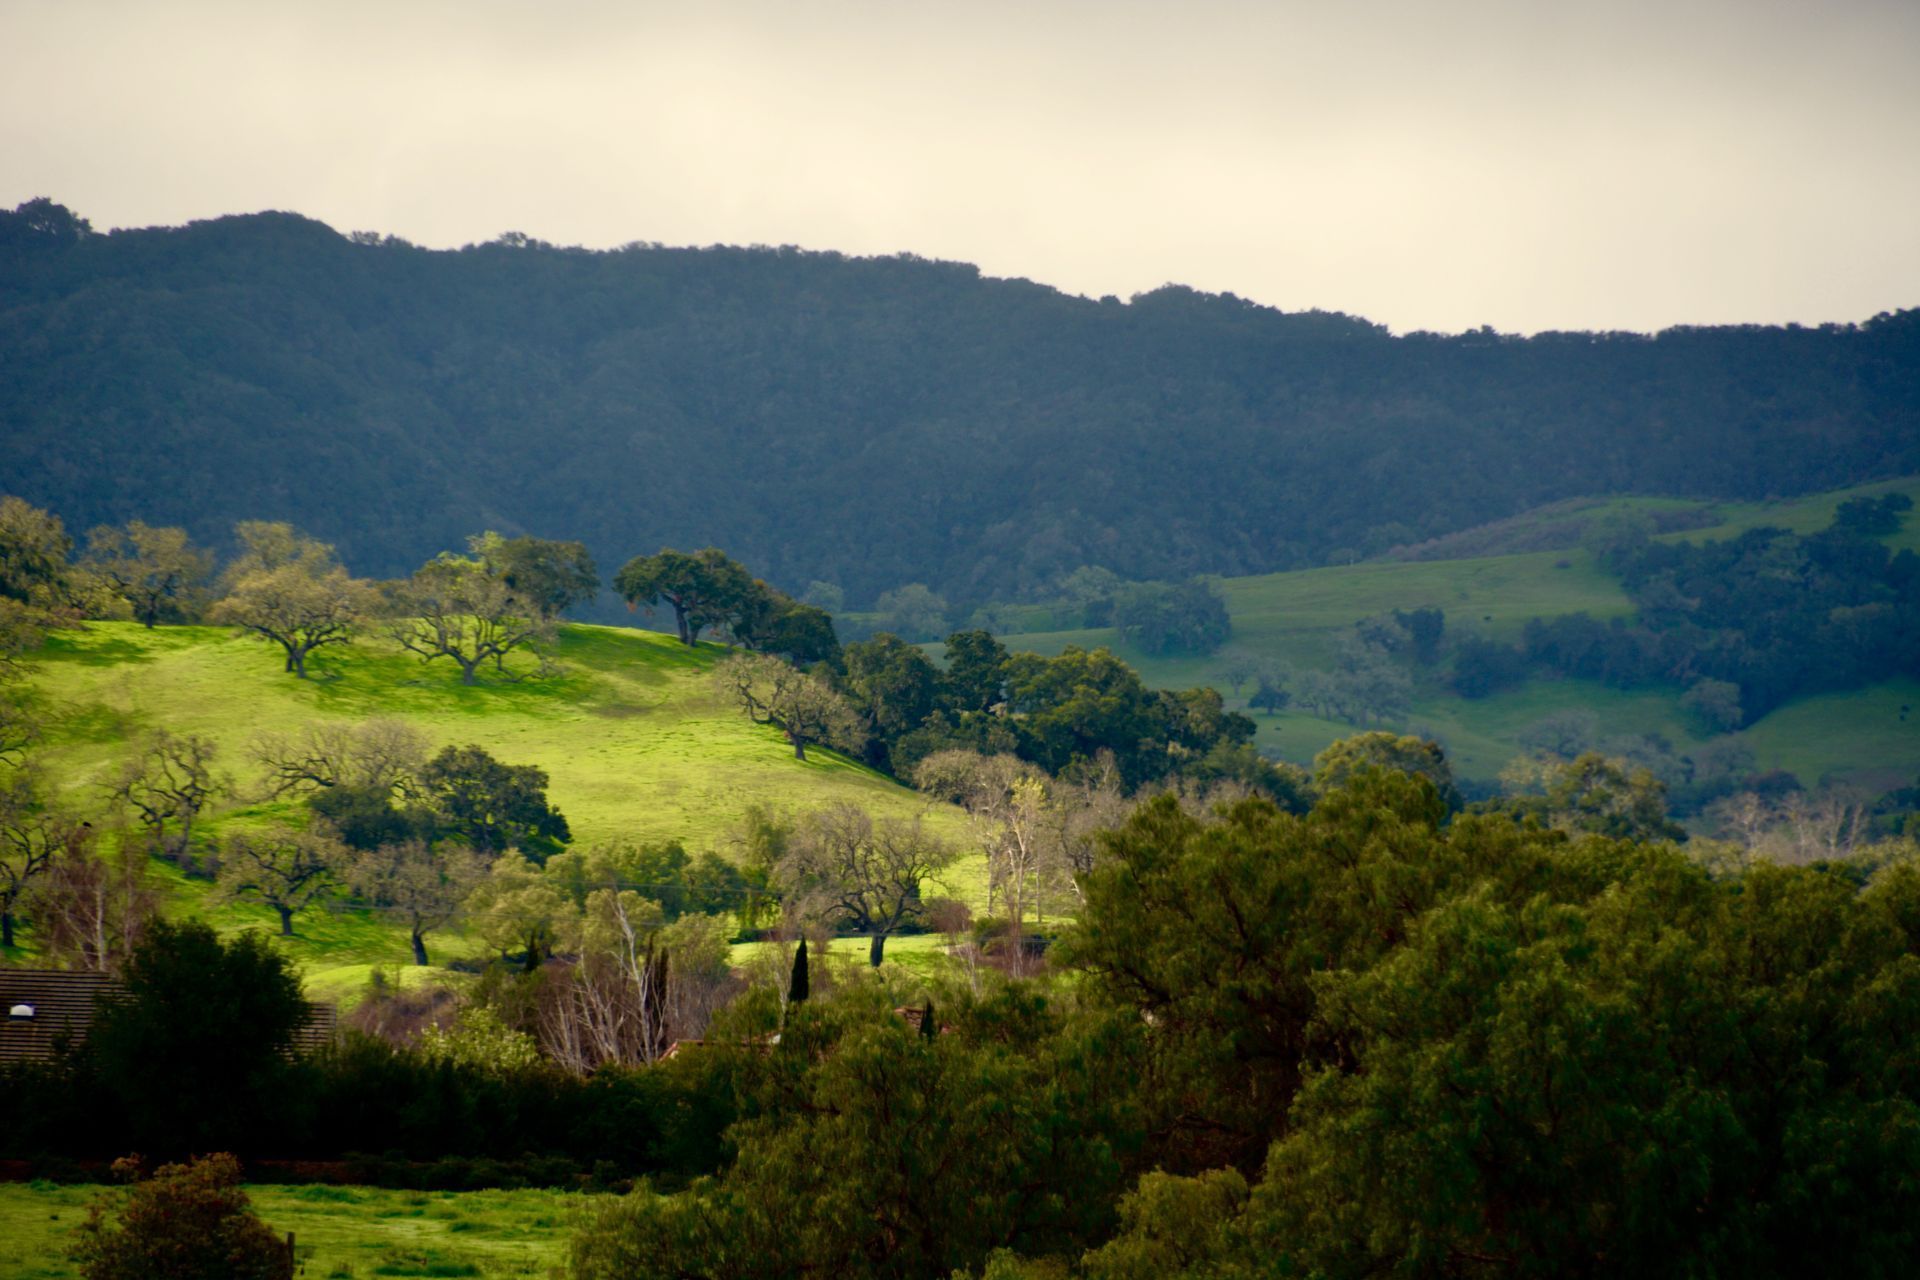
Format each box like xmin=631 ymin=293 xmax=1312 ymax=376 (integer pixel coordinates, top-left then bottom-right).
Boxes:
xmin=70 ymin=1152 xmax=287 ymax=1280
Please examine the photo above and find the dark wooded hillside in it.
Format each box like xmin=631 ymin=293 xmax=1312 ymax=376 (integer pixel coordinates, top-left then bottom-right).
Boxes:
xmin=3 ymin=199 xmax=1916 ymax=606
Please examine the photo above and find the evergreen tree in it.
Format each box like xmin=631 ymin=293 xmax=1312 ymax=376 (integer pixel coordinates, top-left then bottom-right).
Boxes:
xmin=788 ymin=937 xmax=809 ymax=1005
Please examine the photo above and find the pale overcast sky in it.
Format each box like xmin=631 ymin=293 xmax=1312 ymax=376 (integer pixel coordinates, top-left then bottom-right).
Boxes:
xmin=3 ymin=0 xmax=1916 ymax=333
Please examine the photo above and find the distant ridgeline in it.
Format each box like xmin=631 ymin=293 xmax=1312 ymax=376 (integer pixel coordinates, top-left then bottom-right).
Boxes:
xmin=3 ymin=198 xmax=1917 ymax=609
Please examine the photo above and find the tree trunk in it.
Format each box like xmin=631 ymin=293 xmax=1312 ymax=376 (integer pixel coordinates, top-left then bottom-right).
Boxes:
xmin=277 ymin=905 xmax=295 ymax=936
xmin=790 ymin=731 xmax=807 ymax=761
xmin=459 ymin=657 xmax=480 ymax=685
xmin=411 ymin=929 xmax=429 ymax=966
xmin=289 ymin=646 xmax=307 ymax=678
xmin=673 ymin=605 xmax=691 ymax=645
xmin=869 ymin=932 xmax=886 ymax=967
xmin=1 ymin=910 xmax=13 ymax=949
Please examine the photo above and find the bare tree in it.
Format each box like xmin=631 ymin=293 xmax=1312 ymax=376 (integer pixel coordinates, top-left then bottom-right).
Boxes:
xmin=349 ymin=839 xmax=483 ymax=965
xmin=249 ymin=718 xmax=429 ymax=801
xmin=27 ymin=825 xmax=159 ymax=970
xmin=540 ymin=888 xmax=671 ymax=1072
xmin=914 ymin=750 xmax=1056 ymax=929
xmin=216 ymin=823 xmax=348 ymax=935
xmin=717 ymin=652 xmax=862 ymax=761
xmin=0 ymin=767 xmax=70 ymax=948
xmin=1043 ymin=752 xmax=1131 ymax=904
xmin=107 ymin=730 xmax=222 ymax=865
xmin=0 ymin=689 xmax=35 ymax=769
xmin=392 ymin=554 xmax=554 ymax=685
xmin=779 ymin=802 xmax=956 ymax=967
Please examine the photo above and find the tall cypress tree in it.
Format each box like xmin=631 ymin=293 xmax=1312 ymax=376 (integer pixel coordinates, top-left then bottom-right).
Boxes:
xmin=788 ymin=937 xmax=809 ymax=1005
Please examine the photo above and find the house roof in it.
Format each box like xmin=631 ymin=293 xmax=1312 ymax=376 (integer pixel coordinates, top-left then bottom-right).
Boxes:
xmin=0 ymin=970 xmax=118 ymax=1065
xmin=0 ymin=969 xmax=337 ymax=1065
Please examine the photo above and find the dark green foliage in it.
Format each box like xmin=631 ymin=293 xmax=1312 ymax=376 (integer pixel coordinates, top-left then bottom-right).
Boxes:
xmin=85 ymin=920 xmax=306 ymax=1155
xmin=840 ymin=632 xmax=944 ymax=767
xmin=788 ymin=938 xmax=809 ymax=1005
xmin=481 ymin=533 xmax=600 ymax=618
xmin=739 ymin=593 xmax=841 ymax=666
xmin=1112 ymin=579 xmax=1231 ymax=656
xmin=613 ymin=548 xmax=754 ymax=645
xmin=1059 ymin=777 xmax=1920 ymax=1277
xmin=570 ymin=984 xmax=1129 ymax=1280
xmin=1833 ymin=492 xmax=1913 ymax=538
xmin=70 ymin=1152 xmax=286 ymax=1280
xmin=416 ymin=744 xmax=570 ymax=860
xmin=1247 ymin=677 xmax=1289 ymax=714
xmin=4 ymin=203 xmax=1915 ymax=604
xmin=1001 ymin=646 xmax=1250 ymax=788
xmin=1392 ymin=605 xmax=1445 ymax=664
xmin=1450 ymin=631 xmax=1529 ymax=697
xmin=1522 ymin=512 xmax=1920 ymax=716
xmin=2 ymin=1026 xmax=737 ymax=1181
xmin=307 ymin=782 xmax=424 ymax=851
xmin=942 ymin=630 xmax=1010 ymax=715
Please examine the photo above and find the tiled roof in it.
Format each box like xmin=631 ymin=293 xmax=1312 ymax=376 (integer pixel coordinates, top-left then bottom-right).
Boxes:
xmin=0 ymin=969 xmax=337 ymax=1064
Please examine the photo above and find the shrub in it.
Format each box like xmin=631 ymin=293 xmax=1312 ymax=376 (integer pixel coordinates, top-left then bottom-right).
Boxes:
xmin=70 ymin=1152 xmax=287 ymax=1280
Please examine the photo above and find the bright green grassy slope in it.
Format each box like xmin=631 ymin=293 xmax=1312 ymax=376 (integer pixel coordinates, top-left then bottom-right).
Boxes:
xmin=15 ymin=622 xmax=978 ymax=989
xmin=0 ymin=1181 xmax=587 ymax=1280
xmin=989 ymin=478 xmax=1920 ymax=789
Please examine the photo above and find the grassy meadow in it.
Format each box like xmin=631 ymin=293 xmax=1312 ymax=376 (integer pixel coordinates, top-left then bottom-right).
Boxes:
xmin=0 ymin=1181 xmax=588 ymax=1280
xmin=985 ymin=477 xmax=1920 ymax=789
xmin=12 ymin=620 xmax=978 ymax=992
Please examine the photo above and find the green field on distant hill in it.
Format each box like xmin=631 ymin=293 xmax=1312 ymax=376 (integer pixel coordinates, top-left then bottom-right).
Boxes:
xmin=11 ymin=621 xmax=975 ymax=992
xmin=987 ymin=478 xmax=1920 ymax=790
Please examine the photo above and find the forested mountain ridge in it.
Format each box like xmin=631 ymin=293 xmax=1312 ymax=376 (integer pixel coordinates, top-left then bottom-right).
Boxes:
xmin=4 ymin=199 xmax=1917 ymax=606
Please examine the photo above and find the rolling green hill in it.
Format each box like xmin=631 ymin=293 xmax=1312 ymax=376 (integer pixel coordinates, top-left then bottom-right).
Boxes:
xmin=12 ymin=621 xmax=974 ymax=992
xmin=987 ymin=477 xmax=1920 ymax=791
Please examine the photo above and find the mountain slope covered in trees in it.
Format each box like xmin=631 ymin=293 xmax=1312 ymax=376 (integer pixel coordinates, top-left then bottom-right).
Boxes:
xmin=3 ymin=199 xmax=1918 ymax=606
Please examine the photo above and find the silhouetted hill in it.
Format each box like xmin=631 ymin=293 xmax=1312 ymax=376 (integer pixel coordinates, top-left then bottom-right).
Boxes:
xmin=4 ymin=199 xmax=1916 ymax=608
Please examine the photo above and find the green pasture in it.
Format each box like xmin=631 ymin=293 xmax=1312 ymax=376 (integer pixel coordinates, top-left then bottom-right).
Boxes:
xmin=985 ymin=476 xmax=1920 ymax=790
xmin=0 ymin=1181 xmax=587 ymax=1280
xmin=1667 ymin=475 xmax=1920 ymax=552
xmin=12 ymin=621 xmax=980 ymax=987
xmin=25 ymin=621 xmax=940 ymax=848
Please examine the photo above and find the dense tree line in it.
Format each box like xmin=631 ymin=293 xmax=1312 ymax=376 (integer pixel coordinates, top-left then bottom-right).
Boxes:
xmin=3 ymin=199 xmax=1916 ymax=608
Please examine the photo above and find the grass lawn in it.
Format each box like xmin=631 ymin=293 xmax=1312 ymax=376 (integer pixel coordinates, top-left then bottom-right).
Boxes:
xmin=0 ymin=1182 xmax=593 ymax=1280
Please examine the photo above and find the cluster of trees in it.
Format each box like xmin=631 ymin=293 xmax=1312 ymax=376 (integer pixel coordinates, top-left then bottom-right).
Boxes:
xmin=0 ymin=708 xmax=577 ymax=967
xmin=776 ymin=626 xmax=1279 ymax=792
xmin=1453 ymin=499 xmax=1919 ymax=720
xmin=6 ymin=198 xmax=1916 ymax=609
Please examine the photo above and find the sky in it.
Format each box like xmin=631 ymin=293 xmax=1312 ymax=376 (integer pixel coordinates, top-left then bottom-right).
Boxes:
xmin=3 ymin=0 xmax=1917 ymax=334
